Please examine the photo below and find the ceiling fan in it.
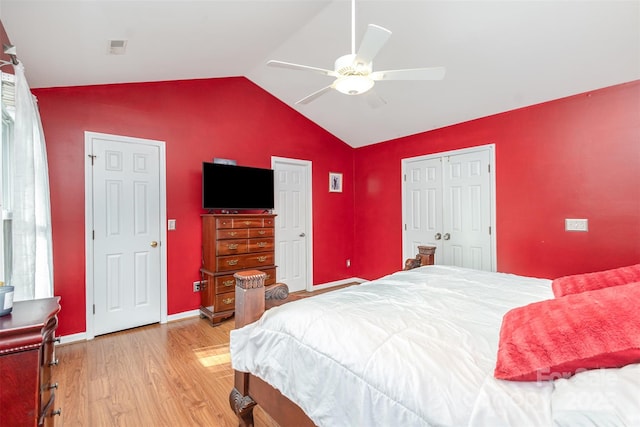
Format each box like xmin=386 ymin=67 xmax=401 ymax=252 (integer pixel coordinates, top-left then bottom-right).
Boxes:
xmin=267 ymin=0 xmax=446 ymax=107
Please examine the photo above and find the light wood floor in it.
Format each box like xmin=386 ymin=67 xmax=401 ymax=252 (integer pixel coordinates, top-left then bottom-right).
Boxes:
xmin=55 ymin=317 xmax=279 ymax=427
xmin=54 ymin=284 xmax=357 ymax=426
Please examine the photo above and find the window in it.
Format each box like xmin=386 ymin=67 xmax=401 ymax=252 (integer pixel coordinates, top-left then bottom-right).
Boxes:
xmin=0 ymin=72 xmax=14 ymax=286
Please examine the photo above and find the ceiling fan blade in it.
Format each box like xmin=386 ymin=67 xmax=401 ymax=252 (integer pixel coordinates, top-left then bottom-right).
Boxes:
xmin=364 ymin=90 xmax=387 ymax=109
xmin=354 ymin=24 xmax=392 ymax=65
xmin=295 ymin=85 xmax=334 ymax=105
xmin=267 ymin=60 xmax=337 ymax=77
xmin=370 ymin=67 xmax=446 ymax=81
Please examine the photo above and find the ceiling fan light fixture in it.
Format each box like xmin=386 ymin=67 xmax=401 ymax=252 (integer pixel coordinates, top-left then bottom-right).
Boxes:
xmin=335 ymin=75 xmax=374 ymax=95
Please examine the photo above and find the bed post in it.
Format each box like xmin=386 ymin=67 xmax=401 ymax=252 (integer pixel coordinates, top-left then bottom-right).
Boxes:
xmin=229 ymin=270 xmax=266 ymax=427
xmin=404 ymin=245 xmax=436 ymax=270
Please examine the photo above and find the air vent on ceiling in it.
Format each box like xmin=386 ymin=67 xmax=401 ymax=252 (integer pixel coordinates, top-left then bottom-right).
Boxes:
xmin=108 ymin=40 xmax=127 ymax=55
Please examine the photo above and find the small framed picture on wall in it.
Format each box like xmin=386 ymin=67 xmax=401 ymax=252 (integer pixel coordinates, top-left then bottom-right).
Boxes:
xmin=329 ymin=172 xmax=343 ymax=193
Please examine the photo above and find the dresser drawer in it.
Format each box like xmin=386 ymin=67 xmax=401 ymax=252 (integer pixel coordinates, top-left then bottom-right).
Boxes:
xmin=262 ymin=268 xmax=276 ymax=285
xmin=214 ymin=267 xmax=276 ymax=293
xmin=214 ymin=274 xmax=237 ymax=293
xmin=247 ymin=237 xmax=274 ymax=253
xmin=217 ymin=253 xmax=275 ymax=272
xmin=216 ymin=217 xmax=265 ymax=229
xmin=215 ymin=292 xmax=236 ymax=312
xmin=262 ymin=217 xmax=275 ymax=228
xmin=216 ymin=239 xmax=248 ymax=256
xmin=248 ymin=228 xmax=274 ymax=238
xmin=217 ymin=229 xmax=249 ymax=240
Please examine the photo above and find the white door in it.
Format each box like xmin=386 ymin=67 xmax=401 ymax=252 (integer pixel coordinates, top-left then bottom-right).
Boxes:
xmin=402 ymin=145 xmax=495 ymax=271
xmin=442 ymin=150 xmax=492 ymax=270
xmin=88 ymin=134 xmax=163 ymax=336
xmin=403 ymin=157 xmax=444 ymax=263
xmin=272 ymin=157 xmax=312 ymax=292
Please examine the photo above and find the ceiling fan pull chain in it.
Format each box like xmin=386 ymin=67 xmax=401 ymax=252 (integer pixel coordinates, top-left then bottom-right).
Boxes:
xmin=351 ymin=0 xmax=356 ymax=55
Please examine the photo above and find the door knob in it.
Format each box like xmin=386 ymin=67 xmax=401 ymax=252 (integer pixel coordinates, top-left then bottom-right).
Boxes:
xmin=150 ymin=241 xmax=158 ymax=248
xmin=443 ymin=233 xmax=450 ymax=241
xmin=299 ymin=232 xmax=306 ymax=237
xmin=434 ymin=233 xmax=442 ymax=240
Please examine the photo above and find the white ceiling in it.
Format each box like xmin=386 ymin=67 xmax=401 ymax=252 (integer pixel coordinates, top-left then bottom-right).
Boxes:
xmin=1 ymin=1 xmax=639 ymax=148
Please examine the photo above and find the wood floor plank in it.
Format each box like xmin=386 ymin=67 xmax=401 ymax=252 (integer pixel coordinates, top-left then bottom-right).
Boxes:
xmin=54 ymin=317 xmax=279 ymax=427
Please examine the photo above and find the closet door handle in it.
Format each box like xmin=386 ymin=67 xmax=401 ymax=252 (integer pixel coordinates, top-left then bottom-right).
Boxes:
xmin=443 ymin=233 xmax=450 ymax=241
xmin=434 ymin=233 xmax=442 ymax=240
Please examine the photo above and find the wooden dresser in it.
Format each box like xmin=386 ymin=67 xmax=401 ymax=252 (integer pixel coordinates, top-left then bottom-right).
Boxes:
xmin=0 ymin=297 xmax=62 ymax=426
xmin=200 ymin=214 xmax=276 ymax=325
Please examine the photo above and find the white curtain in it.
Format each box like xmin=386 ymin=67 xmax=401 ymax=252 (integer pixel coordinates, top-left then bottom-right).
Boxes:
xmin=11 ymin=63 xmax=53 ymax=300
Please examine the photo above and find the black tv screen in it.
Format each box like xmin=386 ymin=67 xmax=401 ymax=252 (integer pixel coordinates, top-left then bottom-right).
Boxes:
xmin=202 ymin=162 xmax=275 ymax=210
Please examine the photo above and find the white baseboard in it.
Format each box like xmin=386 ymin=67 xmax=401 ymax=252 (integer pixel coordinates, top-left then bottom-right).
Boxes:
xmin=167 ymin=309 xmax=200 ymax=322
xmin=59 ymin=332 xmax=87 ymax=345
xmin=308 ymin=277 xmax=367 ymax=292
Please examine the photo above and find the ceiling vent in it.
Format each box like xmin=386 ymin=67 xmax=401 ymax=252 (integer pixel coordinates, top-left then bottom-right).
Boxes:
xmin=108 ymin=40 xmax=127 ymax=55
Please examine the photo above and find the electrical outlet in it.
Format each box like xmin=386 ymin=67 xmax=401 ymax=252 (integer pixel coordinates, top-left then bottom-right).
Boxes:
xmin=193 ymin=281 xmax=201 ymax=292
xmin=565 ymin=218 xmax=588 ymax=232
xmin=346 ymin=259 xmax=351 ymax=268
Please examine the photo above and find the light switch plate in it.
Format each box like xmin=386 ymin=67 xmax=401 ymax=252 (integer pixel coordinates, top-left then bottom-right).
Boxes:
xmin=168 ymin=219 xmax=176 ymax=230
xmin=565 ymin=218 xmax=588 ymax=232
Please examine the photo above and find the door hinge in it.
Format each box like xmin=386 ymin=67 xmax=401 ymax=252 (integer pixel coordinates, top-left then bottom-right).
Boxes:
xmin=488 ymin=164 xmax=491 ymax=173
xmin=92 ymin=304 xmax=95 ymax=315
xmin=404 ymin=224 xmax=407 ymax=230
xmin=489 ymin=226 xmax=492 ymax=235
xmin=88 ymin=154 xmax=96 ymax=165
xmin=403 ymin=174 xmax=406 ymax=182
xmin=92 ymin=230 xmax=95 ymax=240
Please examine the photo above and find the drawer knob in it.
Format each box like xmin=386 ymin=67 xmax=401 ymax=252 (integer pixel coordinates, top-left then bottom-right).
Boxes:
xmin=258 ymin=231 xmax=266 ymax=235
xmin=257 ymin=256 xmax=267 ymax=262
xmin=227 ymin=260 xmax=239 ymax=266
xmin=223 ymin=297 xmax=235 ymax=305
xmin=223 ymin=280 xmax=234 ymax=287
xmin=228 ymin=243 xmax=239 ymax=250
xmin=48 ymin=382 xmax=59 ymax=390
xmin=49 ymin=358 xmax=59 ymax=366
xmin=244 ymin=221 xmax=251 ymax=225
xmin=51 ymin=409 xmax=62 ymax=417
xmin=257 ymin=242 xmax=267 ymax=247
xmin=229 ymin=231 xmax=237 ymax=236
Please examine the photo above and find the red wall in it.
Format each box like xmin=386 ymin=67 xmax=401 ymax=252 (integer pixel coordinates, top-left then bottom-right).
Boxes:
xmin=33 ymin=78 xmax=355 ymax=336
xmin=353 ymin=81 xmax=640 ymax=280
xmin=5 ymin=0 xmax=637 ymax=337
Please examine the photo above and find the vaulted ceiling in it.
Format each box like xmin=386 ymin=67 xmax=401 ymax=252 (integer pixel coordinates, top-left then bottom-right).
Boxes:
xmin=1 ymin=1 xmax=638 ymax=148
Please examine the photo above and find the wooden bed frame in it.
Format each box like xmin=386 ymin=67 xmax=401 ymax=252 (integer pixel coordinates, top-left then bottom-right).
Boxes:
xmin=229 ymin=246 xmax=436 ymax=427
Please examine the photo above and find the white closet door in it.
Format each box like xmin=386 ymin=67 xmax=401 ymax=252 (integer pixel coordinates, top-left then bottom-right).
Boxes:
xmin=402 ymin=146 xmax=494 ymax=271
xmin=442 ymin=150 xmax=492 ymax=270
xmin=403 ymin=157 xmax=443 ymax=264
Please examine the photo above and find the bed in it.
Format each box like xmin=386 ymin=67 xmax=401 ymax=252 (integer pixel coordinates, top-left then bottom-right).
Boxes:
xmin=228 ymin=259 xmax=640 ymax=426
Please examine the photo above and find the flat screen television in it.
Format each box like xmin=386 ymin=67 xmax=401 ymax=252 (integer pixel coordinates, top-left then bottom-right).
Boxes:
xmin=202 ymin=162 xmax=275 ymax=210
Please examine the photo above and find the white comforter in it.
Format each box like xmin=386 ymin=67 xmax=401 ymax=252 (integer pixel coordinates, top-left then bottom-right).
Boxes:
xmin=230 ymin=265 xmax=640 ymax=426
